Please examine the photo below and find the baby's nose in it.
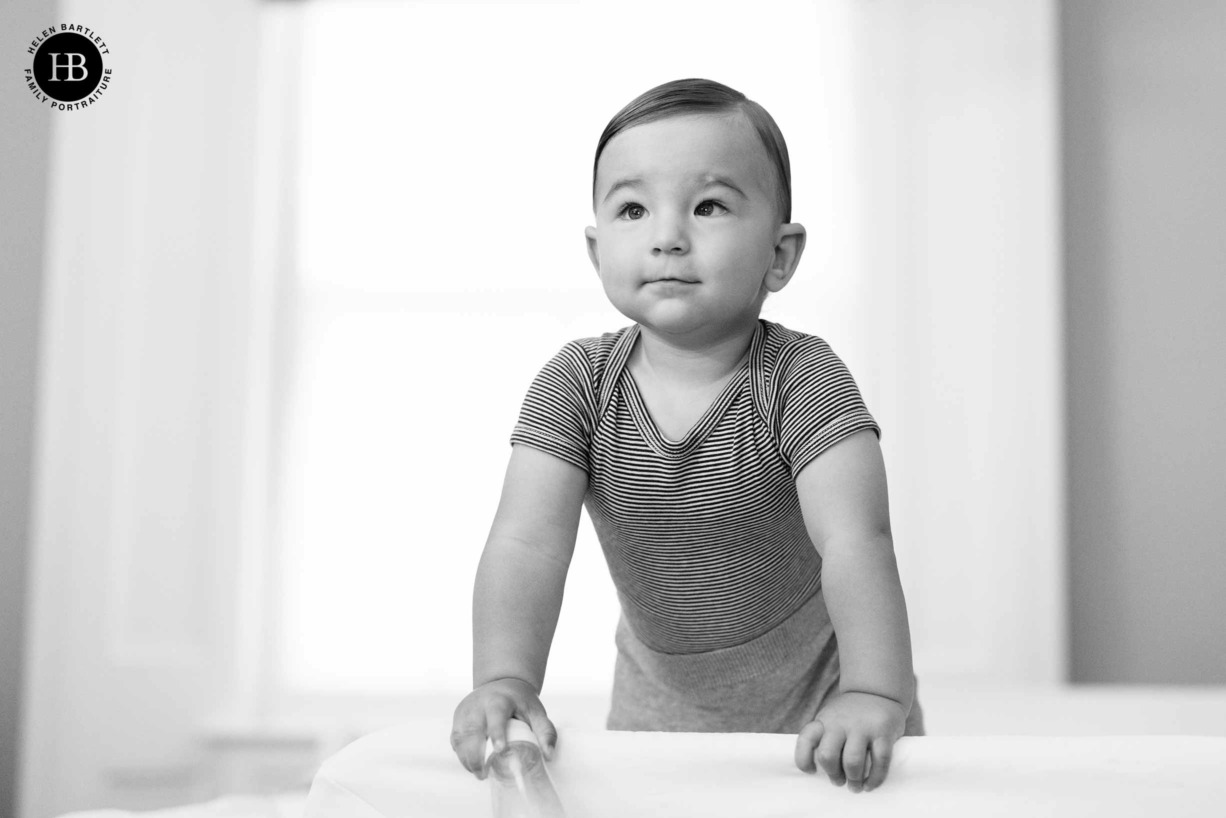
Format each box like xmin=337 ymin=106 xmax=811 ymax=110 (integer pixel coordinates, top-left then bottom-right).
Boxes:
xmin=651 ymin=214 xmax=689 ymax=254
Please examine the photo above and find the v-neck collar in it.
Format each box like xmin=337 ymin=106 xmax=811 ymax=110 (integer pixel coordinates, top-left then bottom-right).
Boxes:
xmin=610 ymin=321 xmax=765 ymax=459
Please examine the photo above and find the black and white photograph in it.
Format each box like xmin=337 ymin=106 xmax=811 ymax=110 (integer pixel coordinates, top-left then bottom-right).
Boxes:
xmin=2 ymin=1 xmax=1225 ymax=816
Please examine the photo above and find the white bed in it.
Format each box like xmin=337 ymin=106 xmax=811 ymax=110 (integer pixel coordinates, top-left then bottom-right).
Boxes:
xmin=54 ymin=684 xmax=1226 ymax=818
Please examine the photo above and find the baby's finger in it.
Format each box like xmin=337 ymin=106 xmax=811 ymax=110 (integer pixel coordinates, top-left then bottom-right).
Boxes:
xmin=815 ymin=727 xmax=848 ymax=786
xmin=450 ymin=711 xmax=490 ymax=778
xmin=484 ymin=702 xmax=514 ymax=758
xmin=842 ymin=734 xmax=869 ymax=793
xmin=525 ymin=707 xmax=559 ymax=760
xmin=864 ymin=737 xmax=893 ymax=791
xmin=794 ymin=720 xmax=826 ymax=773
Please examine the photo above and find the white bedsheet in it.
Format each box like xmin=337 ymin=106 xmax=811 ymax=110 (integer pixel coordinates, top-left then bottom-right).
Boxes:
xmin=305 ymin=713 xmax=1226 ymax=817
xmin=56 ymin=793 xmax=307 ymax=818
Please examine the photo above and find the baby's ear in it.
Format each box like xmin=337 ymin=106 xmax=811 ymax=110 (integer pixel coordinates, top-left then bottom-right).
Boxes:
xmin=766 ymin=223 xmax=806 ymax=292
xmin=584 ymin=226 xmax=601 ymax=275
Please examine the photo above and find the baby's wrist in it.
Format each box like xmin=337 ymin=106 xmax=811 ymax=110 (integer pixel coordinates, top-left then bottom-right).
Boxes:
xmin=839 ymin=687 xmax=911 ymax=714
xmin=476 ymin=674 xmax=540 ymax=694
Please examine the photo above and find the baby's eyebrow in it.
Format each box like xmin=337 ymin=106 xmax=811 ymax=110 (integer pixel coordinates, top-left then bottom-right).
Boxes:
xmin=699 ymin=175 xmax=748 ymax=199
xmin=601 ymin=174 xmax=748 ymax=204
xmin=602 ymin=176 xmax=644 ymax=205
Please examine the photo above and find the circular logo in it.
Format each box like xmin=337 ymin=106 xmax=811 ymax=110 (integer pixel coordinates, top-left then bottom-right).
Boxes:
xmin=24 ymin=25 xmax=113 ymax=111
xmin=33 ymin=33 xmax=103 ymax=101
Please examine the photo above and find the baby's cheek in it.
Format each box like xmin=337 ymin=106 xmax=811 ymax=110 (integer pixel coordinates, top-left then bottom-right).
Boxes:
xmin=608 ymin=256 xmax=646 ymax=284
xmin=609 ymin=244 xmax=640 ymax=266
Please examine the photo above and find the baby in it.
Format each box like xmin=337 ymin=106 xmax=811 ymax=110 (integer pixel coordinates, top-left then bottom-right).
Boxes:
xmin=451 ymin=77 xmax=923 ymax=794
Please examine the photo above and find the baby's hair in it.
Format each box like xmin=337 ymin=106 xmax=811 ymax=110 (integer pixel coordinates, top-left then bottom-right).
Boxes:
xmin=592 ymin=78 xmax=793 ymax=224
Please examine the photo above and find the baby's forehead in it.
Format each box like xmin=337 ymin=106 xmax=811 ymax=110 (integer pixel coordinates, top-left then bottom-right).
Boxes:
xmin=596 ymin=111 xmax=774 ymax=190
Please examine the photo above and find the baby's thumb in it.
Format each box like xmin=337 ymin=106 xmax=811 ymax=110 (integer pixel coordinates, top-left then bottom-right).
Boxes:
xmin=525 ymin=711 xmax=558 ymax=760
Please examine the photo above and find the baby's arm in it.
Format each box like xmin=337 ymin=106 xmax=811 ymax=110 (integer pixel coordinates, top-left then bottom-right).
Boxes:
xmin=450 ymin=443 xmax=588 ymax=777
xmin=792 ymin=428 xmax=914 ymax=792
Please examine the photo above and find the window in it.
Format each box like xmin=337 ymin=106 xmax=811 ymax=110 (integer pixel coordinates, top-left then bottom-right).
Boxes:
xmin=268 ymin=0 xmax=848 ymax=703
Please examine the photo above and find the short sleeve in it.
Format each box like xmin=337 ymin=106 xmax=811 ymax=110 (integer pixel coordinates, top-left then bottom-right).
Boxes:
xmin=776 ymin=337 xmax=881 ymax=478
xmin=509 ymin=341 xmax=597 ymax=474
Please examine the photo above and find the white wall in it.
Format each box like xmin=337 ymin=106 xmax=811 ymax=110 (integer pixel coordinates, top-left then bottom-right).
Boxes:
xmin=1063 ymin=0 xmax=1226 ymax=683
xmin=846 ymin=0 xmax=1064 ymax=685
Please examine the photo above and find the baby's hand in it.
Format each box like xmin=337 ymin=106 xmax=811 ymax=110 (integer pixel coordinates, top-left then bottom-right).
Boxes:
xmin=450 ymin=677 xmax=557 ymax=779
xmin=794 ymin=691 xmax=907 ymax=793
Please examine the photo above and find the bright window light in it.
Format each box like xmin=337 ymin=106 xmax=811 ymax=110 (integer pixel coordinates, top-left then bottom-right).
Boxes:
xmin=276 ymin=0 xmax=845 ymax=696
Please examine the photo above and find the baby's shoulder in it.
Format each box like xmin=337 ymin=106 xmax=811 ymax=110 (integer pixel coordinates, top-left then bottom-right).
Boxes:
xmin=757 ymin=320 xmax=838 ymax=379
xmin=540 ymin=325 xmax=634 ymax=382
xmin=558 ymin=326 xmax=627 ymax=357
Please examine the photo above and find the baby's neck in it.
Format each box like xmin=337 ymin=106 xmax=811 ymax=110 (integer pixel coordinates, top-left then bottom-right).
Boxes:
xmin=633 ymin=321 xmax=757 ymax=388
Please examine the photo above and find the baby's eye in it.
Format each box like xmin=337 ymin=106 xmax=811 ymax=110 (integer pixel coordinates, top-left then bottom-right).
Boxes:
xmin=695 ymin=200 xmax=728 ymax=217
xmin=617 ymin=203 xmax=646 ymax=220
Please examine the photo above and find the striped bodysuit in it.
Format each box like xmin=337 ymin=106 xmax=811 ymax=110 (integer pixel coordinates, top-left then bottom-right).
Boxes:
xmin=510 ymin=318 xmax=924 ymax=734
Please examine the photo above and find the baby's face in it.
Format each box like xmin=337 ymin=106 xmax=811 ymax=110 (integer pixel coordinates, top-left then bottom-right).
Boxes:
xmin=586 ymin=111 xmax=792 ymax=339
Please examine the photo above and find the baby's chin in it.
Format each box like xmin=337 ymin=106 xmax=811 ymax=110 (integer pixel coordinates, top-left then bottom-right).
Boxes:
xmin=610 ymin=297 xmax=697 ymax=331
xmin=622 ymin=302 xmax=757 ymax=341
